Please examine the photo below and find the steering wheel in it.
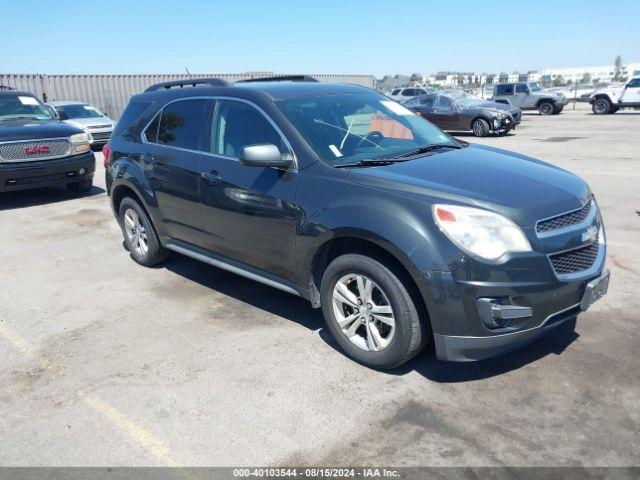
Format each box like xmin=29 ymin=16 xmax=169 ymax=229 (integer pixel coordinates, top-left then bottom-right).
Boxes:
xmin=354 ymin=131 xmax=384 ymax=150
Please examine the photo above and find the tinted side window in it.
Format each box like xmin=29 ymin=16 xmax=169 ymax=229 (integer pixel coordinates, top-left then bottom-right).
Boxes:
xmin=144 ymin=114 xmax=160 ymax=143
xmin=402 ymin=89 xmax=416 ymax=96
xmin=212 ymin=100 xmax=285 ymax=157
xmin=157 ymin=99 xmax=208 ymax=150
xmin=515 ymin=84 xmax=528 ymax=93
xmin=391 ymin=89 xmax=400 ymax=95
xmin=496 ymin=84 xmax=514 ymax=95
xmin=627 ymin=79 xmax=640 ymax=88
xmin=416 ymin=89 xmax=427 ymax=95
xmin=420 ymin=95 xmax=435 ymax=106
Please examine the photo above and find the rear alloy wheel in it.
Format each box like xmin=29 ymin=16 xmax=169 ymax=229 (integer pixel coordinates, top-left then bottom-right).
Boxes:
xmin=118 ymin=197 xmax=167 ymax=267
xmin=472 ymin=118 xmax=490 ymax=137
xmin=593 ymin=98 xmax=612 ymax=115
xmin=538 ymin=102 xmax=554 ymax=115
xmin=320 ymin=254 xmax=429 ymax=370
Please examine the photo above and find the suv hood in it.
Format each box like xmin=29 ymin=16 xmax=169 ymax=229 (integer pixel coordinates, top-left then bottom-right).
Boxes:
xmin=64 ymin=117 xmax=114 ymax=129
xmin=348 ymin=144 xmax=590 ymax=227
xmin=0 ymin=119 xmax=83 ymax=142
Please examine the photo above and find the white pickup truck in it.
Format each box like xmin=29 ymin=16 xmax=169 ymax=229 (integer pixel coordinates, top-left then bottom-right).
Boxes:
xmin=590 ymin=77 xmax=640 ymax=114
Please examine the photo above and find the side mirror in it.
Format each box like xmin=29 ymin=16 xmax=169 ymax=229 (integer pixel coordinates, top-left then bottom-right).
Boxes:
xmin=238 ymin=144 xmax=293 ymax=169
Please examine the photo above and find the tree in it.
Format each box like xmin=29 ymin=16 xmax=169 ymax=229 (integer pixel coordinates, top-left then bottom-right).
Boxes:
xmin=614 ymin=55 xmax=623 ymax=80
xmin=553 ymin=75 xmax=565 ymax=86
xmin=580 ymin=72 xmax=592 ymax=84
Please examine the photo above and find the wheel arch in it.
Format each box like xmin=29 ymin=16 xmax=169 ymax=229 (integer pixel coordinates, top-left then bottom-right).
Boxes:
xmin=535 ymin=97 xmax=556 ymax=107
xmin=307 ymin=233 xmax=432 ymax=333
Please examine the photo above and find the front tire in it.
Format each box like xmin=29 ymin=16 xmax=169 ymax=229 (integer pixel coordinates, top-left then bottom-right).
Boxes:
xmin=118 ymin=197 xmax=167 ymax=267
xmin=538 ymin=102 xmax=554 ymax=115
xmin=592 ymin=98 xmax=612 ymax=115
xmin=320 ymin=254 xmax=429 ymax=370
xmin=66 ymin=178 xmax=93 ymax=193
xmin=472 ymin=118 xmax=490 ymax=137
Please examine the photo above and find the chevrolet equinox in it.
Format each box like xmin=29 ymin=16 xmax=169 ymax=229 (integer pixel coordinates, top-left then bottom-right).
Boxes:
xmin=105 ymin=76 xmax=609 ymax=369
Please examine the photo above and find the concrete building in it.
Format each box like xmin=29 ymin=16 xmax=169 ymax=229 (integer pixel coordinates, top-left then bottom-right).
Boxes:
xmin=541 ymin=62 xmax=640 ymax=83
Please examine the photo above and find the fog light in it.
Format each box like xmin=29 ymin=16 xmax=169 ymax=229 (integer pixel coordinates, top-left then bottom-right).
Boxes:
xmin=79 ymin=168 xmax=86 ymax=175
xmin=477 ymin=298 xmax=533 ymax=329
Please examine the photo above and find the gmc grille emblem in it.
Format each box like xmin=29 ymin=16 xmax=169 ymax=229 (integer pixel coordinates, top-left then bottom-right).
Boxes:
xmin=24 ymin=145 xmax=50 ymax=154
xmin=582 ymin=225 xmax=598 ymax=243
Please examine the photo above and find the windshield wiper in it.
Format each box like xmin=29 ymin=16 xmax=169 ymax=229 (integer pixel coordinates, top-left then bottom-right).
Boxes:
xmin=391 ymin=143 xmax=462 ymax=159
xmin=334 ymin=158 xmax=410 ymax=168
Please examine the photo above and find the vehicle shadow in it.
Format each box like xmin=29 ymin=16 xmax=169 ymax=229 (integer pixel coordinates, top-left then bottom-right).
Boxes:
xmin=0 ymin=185 xmax=105 ymax=211
xmin=451 ymin=131 xmax=517 ymax=138
xmin=162 ymin=253 xmax=579 ymax=382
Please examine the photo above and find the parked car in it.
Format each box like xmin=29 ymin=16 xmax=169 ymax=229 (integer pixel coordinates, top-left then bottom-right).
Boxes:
xmin=589 ymin=77 xmax=640 ymax=114
xmin=403 ymin=91 xmax=521 ymax=137
xmin=105 ymin=76 xmax=609 ymax=369
xmin=386 ymin=87 xmax=433 ymax=102
xmin=47 ymin=101 xmax=115 ymax=147
xmin=492 ymin=82 xmax=568 ymax=115
xmin=0 ymin=89 xmax=95 ymax=193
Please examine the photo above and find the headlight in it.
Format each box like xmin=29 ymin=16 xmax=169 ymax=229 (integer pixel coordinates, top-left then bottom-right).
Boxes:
xmin=433 ymin=204 xmax=532 ymax=260
xmin=69 ymin=133 xmax=90 ymax=153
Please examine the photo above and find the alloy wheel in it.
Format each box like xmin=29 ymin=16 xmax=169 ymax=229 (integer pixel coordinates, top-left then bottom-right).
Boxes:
xmin=472 ymin=120 xmax=486 ymax=137
xmin=332 ymin=273 xmax=396 ymax=352
xmin=123 ymin=208 xmax=149 ymax=257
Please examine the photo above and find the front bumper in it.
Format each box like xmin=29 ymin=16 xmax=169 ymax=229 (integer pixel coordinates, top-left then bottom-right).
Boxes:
xmin=0 ymin=151 xmax=95 ymax=192
xmin=421 ymin=233 xmax=608 ymax=362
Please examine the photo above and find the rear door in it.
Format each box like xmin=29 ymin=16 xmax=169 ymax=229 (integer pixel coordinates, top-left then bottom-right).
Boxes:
xmin=197 ymin=99 xmax=299 ymax=281
xmin=432 ymin=95 xmax=456 ymax=130
xmin=143 ymin=98 xmax=210 ymax=246
xmin=495 ymin=84 xmax=515 ymax=105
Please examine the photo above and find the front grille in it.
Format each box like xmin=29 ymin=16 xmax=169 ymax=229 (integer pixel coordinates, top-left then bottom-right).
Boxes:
xmin=88 ymin=124 xmax=112 ymax=129
xmin=90 ymin=132 xmax=111 ymax=141
xmin=549 ymin=240 xmax=600 ymax=275
xmin=537 ymin=198 xmax=593 ymax=233
xmin=0 ymin=139 xmax=71 ymax=162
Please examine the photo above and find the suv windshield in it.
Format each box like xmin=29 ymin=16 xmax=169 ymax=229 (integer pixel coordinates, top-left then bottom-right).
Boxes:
xmin=56 ymin=104 xmax=105 ymax=119
xmin=277 ymin=92 xmax=456 ymax=166
xmin=529 ymin=83 xmax=542 ymax=92
xmin=0 ymin=94 xmax=53 ymax=121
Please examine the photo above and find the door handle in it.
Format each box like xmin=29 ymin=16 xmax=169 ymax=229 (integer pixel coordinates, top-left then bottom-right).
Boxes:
xmin=201 ymin=171 xmax=222 ymax=185
xmin=141 ymin=154 xmax=155 ymax=165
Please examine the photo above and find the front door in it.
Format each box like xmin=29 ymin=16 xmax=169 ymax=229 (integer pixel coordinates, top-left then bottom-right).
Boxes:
xmin=621 ymin=78 xmax=640 ymax=104
xmin=198 ymin=99 xmax=299 ymax=282
xmin=143 ymin=98 xmax=211 ymax=245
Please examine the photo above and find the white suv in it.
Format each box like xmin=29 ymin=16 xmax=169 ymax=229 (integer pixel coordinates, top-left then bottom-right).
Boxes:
xmin=386 ymin=87 xmax=432 ymax=103
xmin=590 ymin=77 xmax=640 ymax=114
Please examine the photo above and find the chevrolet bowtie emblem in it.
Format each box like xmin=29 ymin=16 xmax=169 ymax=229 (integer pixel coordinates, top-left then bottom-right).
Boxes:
xmin=582 ymin=225 xmax=598 ymax=243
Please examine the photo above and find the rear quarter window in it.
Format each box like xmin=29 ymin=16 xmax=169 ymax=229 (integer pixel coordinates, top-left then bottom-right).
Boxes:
xmin=113 ymin=101 xmax=153 ymax=138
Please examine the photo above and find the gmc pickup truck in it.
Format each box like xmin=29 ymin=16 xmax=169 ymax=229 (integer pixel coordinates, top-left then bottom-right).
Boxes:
xmin=0 ymin=89 xmax=95 ymax=193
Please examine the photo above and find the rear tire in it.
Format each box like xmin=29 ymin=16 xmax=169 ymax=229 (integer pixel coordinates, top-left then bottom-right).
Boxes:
xmin=66 ymin=178 xmax=93 ymax=193
xmin=320 ymin=254 xmax=429 ymax=370
xmin=118 ymin=197 xmax=167 ymax=267
xmin=592 ymin=98 xmax=612 ymax=115
xmin=538 ymin=102 xmax=554 ymax=115
xmin=471 ymin=118 xmax=490 ymax=137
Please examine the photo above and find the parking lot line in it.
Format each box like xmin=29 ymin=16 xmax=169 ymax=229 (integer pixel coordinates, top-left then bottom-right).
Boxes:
xmin=0 ymin=320 xmax=178 ymax=466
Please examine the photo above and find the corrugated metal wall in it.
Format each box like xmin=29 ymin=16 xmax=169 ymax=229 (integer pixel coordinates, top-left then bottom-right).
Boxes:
xmin=0 ymin=73 xmax=375 ymax=119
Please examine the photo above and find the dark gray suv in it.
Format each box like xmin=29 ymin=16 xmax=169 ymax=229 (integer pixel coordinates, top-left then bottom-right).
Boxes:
xmin=105 ymin=76 xmax=609 ymax=369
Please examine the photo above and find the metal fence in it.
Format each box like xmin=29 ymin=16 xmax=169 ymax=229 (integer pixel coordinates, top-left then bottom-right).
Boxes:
xmin=0 ymin=73 xmax=375 ymax=119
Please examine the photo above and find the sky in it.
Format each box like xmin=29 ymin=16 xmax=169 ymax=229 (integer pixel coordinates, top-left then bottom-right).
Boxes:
xmin=1 ymin=0 xmax=638 ymax=77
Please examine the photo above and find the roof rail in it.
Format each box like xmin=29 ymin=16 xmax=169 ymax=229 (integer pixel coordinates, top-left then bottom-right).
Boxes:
xmin=236 ymin=75 xmax=319 ymax=84
xmin=144 ymin=77 xmax=229 ymax=93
